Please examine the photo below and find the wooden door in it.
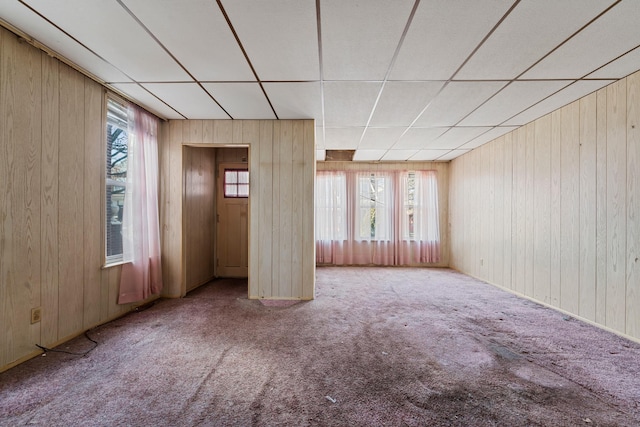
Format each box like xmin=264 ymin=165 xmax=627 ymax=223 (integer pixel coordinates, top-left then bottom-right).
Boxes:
xmin=216 ymin=163 xmax=249 ymax=277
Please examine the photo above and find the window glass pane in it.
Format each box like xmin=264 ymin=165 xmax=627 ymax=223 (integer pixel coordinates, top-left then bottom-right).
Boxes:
xmin=225 ymin=170 xmax=238 ymax=184
xmin=238 ymin=184 xmax=249 ymax=197
xmin=106 ymin=99 xmax=128 ymax=262
xmin=224 ymin=169 xmax=249 ymax=198
xmin=225 ymin=184 xmax=237 ymax=197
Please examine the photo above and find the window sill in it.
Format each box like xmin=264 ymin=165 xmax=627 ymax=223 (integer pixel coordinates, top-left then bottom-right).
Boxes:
xmin=102 ymin=260 xmax=131 ymax=269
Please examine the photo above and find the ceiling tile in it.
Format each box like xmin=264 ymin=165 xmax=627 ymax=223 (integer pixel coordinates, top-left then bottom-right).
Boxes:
xmin=321 ymin=0 xmax=415 ymax=80
xmin=22 ymin=0 xmax=190 ymax=81
xmin=587 ymin=46 xmax=640 ymax=79
xmin=369 ymin=81 xmax=445 ymax=127
xmin=202 ymin=83 xmax=275 ymax=119
xmin=221 ymin=0 xmax=319 ymax=80
xmin=121 ymin=0 xmax=254 ymax=81
xmin=323 ymin=82 xmax=382 ymax=127
xmin=359 ymin=128 xmax=406 ymax=149
xmin=459 ymin=80 xmax=570 ymax=126
xmin=0 ymin=1 xmax=132 ymax=83
xmin=414 ymin=81 xmax=508 ymax=127
xmin=394 ymin=128 xmax=449 ymax=149
xmin=141 ymin=83 xmax=230 ymax=119
xmin=353 ymin=150 xmax=387 ymax=161
xmin=381 ymin=150 xmax=419 ymax=161
xmin=438 ymin=150 xmax=470 ymax=161
xmin=263 ymin=82 xmax=322 ymax=120
xmin=324 ymin=128 xmax=364 ymax=149
xmin=522 ymin=1 xmax=640 ymax=79
xmin=390 ymin=0 xmax=513 ymax=80
xmin=409 ymin=150 xmax=451 ymax=161
xmin=457 ymin=0 xmax=613 ymax=79
xmin=429 ymin=127 xmax=493 ymax=150
xmin=458 ymin=126 xmax=518 ymax=149
xmin=504 ymin=80 xmax=614 ymax=126
xmin=110 ymin=83 xmax=183 ymax=119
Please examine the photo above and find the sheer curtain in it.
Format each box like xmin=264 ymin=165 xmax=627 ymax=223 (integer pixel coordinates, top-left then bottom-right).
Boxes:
xmin=315 ymin=170 xmax=440 ymax=266
xmin=315 ymin=171 xmax=347 ymax=264
xmin=118 ymin=105 xmax=163 ymax=304
xmin=397 ymin=170 xmax=440 ymax=264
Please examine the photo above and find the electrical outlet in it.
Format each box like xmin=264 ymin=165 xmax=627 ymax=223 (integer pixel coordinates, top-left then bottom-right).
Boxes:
xmin=31 ymin=307 xmax=42 ymax=324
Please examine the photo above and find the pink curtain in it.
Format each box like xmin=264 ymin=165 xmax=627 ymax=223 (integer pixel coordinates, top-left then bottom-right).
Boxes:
xmin=118 ymin=105 xmax=163 ymax=304
xmin=315 ymin=170 xmax=440 ymax=266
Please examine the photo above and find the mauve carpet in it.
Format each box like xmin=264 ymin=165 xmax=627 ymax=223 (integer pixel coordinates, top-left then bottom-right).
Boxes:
xmin=1 ymin=267 xmax=640 ymax=426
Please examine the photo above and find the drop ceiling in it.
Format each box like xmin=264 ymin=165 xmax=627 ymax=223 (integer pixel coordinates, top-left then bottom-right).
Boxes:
xmin=1 ymin=0 xmax=639 ymax=161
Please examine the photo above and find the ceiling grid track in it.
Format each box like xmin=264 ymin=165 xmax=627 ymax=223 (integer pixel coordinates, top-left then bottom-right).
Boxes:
xmin=216 ymin=0 xmax=279 ymax=120
xmin=357 ymin=0 xmax=422 ymax=151
xmin=117 ymin=0 xmax=233 ymax=119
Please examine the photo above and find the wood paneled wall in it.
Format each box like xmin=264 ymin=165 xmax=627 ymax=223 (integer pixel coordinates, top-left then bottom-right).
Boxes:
xmin=450 ymin=70 xmax=640 ymax=341
xmin=183 ymin=147 xmax=216 ymax=292
xmin=161 ymin=120 xmax=316 ymax=300
xmin=0 ymin=27 xmax=140 ymax=372
xmin=317 ymin=161 xmax=450 ymax=267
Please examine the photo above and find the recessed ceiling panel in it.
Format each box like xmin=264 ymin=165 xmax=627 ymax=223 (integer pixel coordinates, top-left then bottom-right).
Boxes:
xmin=458 ymin=126 xmax=518 ymax=149
xmin=394 ymin=128 xmax=449 ymax=150
xmin=459 ymin=80 xmax=570 ymax=126
xmin=121 ymin=0 xmax=254 ymax=81
xmin=353 ymin=150 xmax=387 ymax=161
xmin=522 ymin=1 xmax=640 ymax=79
xmin=324 ymin=128 xmax=364 ymax=149
xmin=369 ymin=81 xmax=445 ymax=127
xmin=142 ymin=83 xmax=229 ymax=119
xmin=504 ymin=80 xmax=613 ymax=126
xmin=409 ymin=150 xmax=450 ymax=161
xmin=414 ymin=81 xmax=508 ymax=127
xmin=222 ymin=0 xmax=319 ymax=80
xmin=390 ymin=0 xmax=512 ymax=80
xmin=359 ymin=128 xmax=406 ymax=149
xmin=321 ymin=0 xmax=414 ymax=80
xmin=21 ymin=0 xmax=189 ymax=81
xmin=438 ymin=150 xmax=470 ymax=161
xmin=263 ymin=82 xmax=322 ymax=120
xmin=381 ymin=150 xmax=419 ymax=161
xmin=110 ymin=83 xmax=183 ymax=119
xmin=587 ymin=46 xmax=640 ymax=79
xmin=203 ymin=83 xmax=275 ymax=119
xmin=323 ymin=82 xmax=382 ymax=127
xmin=457 ymin=0 xmax=613 ymax=79
xmin=430 ymin=127 xmax=493 ymax=150
xmin=0 ymin=2 xmax=131 ymax=83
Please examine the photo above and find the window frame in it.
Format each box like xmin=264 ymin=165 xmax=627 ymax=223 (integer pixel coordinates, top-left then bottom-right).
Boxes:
xmin=223 ymin=168 xmax=249 ymax=198
xmin=104 ymin=95 xmax=129 ymax=267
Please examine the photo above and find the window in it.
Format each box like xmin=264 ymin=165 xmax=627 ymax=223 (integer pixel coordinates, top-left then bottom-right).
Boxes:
xmin=105 ymin=98 xmax=128 ymax=262
xmin=403 ymin=172 xmax=417 ymax=240
xmin=315 ymin=169 xmax=440 ymax=265
xmin=224 ymin=169 xmax=249 ymax=198
xmin=356 ymin=173 xmax=392 ymax=240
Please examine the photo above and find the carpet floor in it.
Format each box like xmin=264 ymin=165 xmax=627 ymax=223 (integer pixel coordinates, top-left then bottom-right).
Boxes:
xmin=1 ymin=267 xmax=639 ymax=426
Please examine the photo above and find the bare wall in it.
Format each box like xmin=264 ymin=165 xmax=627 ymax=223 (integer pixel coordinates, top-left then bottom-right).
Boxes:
xmin=449 ymin=70 xmax=640 ymax=341
xmin=0 ymin=27 xmax=143 ymax=372
xmin=183 ymin=146 xmax=216 ymax=292
xmin=161 ymin=120 xmax=316 ymax=300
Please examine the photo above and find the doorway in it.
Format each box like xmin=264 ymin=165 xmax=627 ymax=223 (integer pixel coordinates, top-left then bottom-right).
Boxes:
xmin=216 ymin=162 xmax=249 ymax=277
xmin=182 ymin=145 xmax=249 ymax=293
